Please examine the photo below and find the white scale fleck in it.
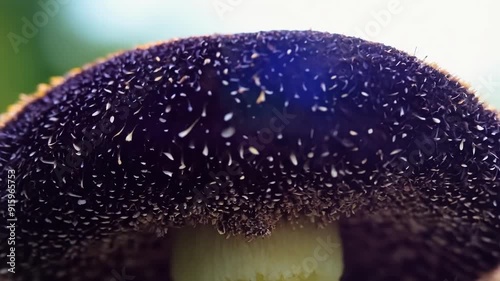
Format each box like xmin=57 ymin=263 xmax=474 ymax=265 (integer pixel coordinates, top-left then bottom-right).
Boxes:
xmin=256 ymin=91 xmax=266 ymax=104
xmin=413 ymin=113 xmax=426 ymax=121
xmin=390 ymin=149 xmax=403 ymax=155
xmin=202 ymin=104 xmax=208 ymax=117
xmin=321 ymin=83 xmax=326 ymax=92
xmin=331 ymin=166 xmax=338 ymax=178
xmin=163 ymin=152 xmax=174 ymax=160
xmin=125 ymin=126 xmax=138 ymax=142
xmin=178 ymin=118 xmax=200 ymax=138
xmin=290 ymin=153 xmax=298 ymax=166
xmin=224 ymin=112 xmax=234 ymax=122
xmin=249 ymin=146 xmax=260 ymax=155
xmin=117 ymin=150 xmax=122 ymax=165
xmin=221 ymin=127 xmax=236 ymax=138
xmin=112 ymin=124 xmax=126 ymax=139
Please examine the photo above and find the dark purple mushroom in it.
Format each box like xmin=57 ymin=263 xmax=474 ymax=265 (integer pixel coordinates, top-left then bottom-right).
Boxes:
xmin=0 ymin=30 xmax=499 ymax=281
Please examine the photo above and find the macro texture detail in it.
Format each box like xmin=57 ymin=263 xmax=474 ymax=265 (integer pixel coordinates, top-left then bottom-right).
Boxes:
xmin=0 ymin=30 xmax=499 ymax=281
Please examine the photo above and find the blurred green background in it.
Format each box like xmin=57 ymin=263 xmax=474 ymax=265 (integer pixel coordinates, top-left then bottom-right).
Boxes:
xmin=1 ymin=0 xmax=498 ymax=112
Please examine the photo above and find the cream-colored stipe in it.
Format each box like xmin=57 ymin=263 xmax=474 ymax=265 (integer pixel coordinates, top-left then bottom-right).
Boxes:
xmin=170 ymin=222 xmax=343 ymax=281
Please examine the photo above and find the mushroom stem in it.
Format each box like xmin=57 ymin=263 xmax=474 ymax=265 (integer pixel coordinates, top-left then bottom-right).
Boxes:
xmin=169 ymin=222 xmax=343 ymax=281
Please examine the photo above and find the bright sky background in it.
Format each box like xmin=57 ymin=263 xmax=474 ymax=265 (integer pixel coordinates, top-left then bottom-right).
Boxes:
xmin=57 ymin=0 xmax=500 ymax=106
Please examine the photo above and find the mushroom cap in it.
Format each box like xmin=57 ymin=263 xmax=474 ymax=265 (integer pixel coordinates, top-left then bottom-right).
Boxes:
xmin=0 ymin=30 xmax=499 ymax=281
